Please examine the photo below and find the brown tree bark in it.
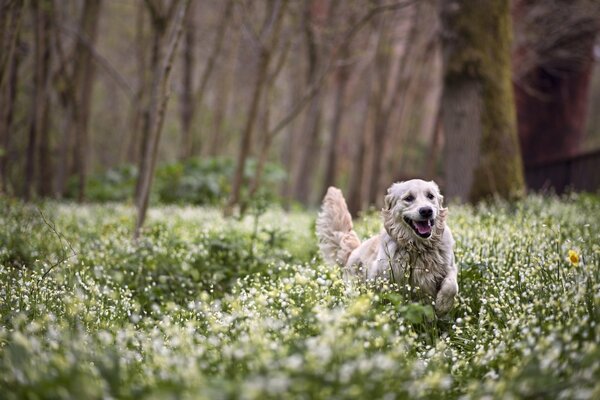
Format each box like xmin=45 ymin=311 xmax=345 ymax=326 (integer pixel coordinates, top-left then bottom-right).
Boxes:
xmin=440 ymin=0 xmax=524 ymax=202
xmin=365 ymin=7 xmax=422 ymax=206
xmin=320 ymin=44 xmax=350 ymax=198
xmin=37 ymin=1 xmax=53 ymax=198
xmin=512 ymin=0 xmax=600 ymax=165
xmin=243 ymin=38 xmax=291 ymax=212
xmin=347 ymin=67 xmax=374 ymax=217
xmin=292 ymin=0 xmax=329 ymax=206
xmin=185 ymin=0 xmax=234 ymax=157
xmin=125 ymin=2 xmax=148 ymax=166
xmin=178 ymin=0 xmax=196 ymax=160
xmin=25 ymin=0 xmax=53 ymax=200
xmin=279 ymin=51 xmax=304 ymax=209
xmin=135 ymin=0 xmax=190 ymax=238
xmin=53 ymin=22 xmax=75 ymax=198
xmin=385 ymin=0 xmax=442 ymax=183
xmin=71 ymin=0 xmax=102 ymax=202
xmin=0 ymin=0 xmax=23 ymax=193
xmin=365 ymin=17 xmax=396 ymax=206
xmin=134 ymin=0 xmax=179 ymax=201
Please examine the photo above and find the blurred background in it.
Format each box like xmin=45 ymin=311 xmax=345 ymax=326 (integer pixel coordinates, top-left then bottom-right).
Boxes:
xmin=1 ymin=0 xmax=599 ymax=216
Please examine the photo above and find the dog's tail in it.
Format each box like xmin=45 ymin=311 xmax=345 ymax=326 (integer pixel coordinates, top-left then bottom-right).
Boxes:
xmin=316 ymin=187 xmax=361 ymax=266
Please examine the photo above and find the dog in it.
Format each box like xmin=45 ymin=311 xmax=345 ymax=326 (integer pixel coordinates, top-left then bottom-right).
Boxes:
xmin=316 ymin=179 xmax=458 ymax=316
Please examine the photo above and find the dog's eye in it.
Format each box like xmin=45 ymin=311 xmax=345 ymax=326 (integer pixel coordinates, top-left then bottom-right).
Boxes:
xmin=404 ymin=195 xmax=414 ymax=202
xmin=426 ymin=193 xmax=434 ymax=200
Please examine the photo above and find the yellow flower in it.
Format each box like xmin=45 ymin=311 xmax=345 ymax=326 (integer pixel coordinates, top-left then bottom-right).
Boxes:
xmin=568 ymin=250 xmax=579 ymax=266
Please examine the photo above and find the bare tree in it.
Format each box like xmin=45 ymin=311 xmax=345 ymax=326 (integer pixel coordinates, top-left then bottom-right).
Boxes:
xmin=179 ymin=0 xmax=234 ymax=159
xmin=347 ymin=68 xmax=374 ymax=216
xmin=365 ymin=6 xmax=418 ymax=206
xmin=386 ymin=0 xmax=442 ymax=182
xmin=292 ymin=0 xmax=331 ymax=206
xmin=224 ymin=0 xmax=289 ymax=216
xmin=207 ymin=24 xmax=241 ymax=156
xmin=241 ymin=35 xmax=292 ymax=213
xmin=135 ymin=0 xmax=190 ymax=238
xmin=134 ymin=0 xmax=181 ymax=201
xmin=320 ymin=43 xmax=350 ymax=197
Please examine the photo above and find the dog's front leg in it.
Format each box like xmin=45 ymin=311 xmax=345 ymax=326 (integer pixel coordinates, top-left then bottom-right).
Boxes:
xmin=435 ymin=261 xmax=458 ymax=316
xmin=368 ymin=234 xmax=398 ymax=282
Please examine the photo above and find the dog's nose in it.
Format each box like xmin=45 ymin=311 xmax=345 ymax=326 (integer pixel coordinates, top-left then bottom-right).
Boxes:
xmin=419 ymin=207 xmax=433 ymax=218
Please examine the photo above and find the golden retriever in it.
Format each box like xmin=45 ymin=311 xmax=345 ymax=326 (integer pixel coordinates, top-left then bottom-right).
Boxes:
xmin=316 ymin=179 xmax=458 ymax=316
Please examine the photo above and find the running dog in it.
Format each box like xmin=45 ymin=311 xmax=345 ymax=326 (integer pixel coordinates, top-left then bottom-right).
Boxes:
xmin=316 ymin=179 xmax=458 ymax=316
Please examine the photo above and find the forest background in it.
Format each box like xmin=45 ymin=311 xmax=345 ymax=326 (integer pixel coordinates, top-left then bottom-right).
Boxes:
xmin=1 ymin=0 xmax=599 ymax=231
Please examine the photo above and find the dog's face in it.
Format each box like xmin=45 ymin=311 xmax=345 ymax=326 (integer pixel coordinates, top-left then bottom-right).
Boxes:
xmin=384 ymin=180 xmax=444 ymax=240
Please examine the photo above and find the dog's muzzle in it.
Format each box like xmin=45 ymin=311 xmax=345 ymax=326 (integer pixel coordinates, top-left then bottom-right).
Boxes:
xmin=403 ymin=216 xmax=435 ymax=238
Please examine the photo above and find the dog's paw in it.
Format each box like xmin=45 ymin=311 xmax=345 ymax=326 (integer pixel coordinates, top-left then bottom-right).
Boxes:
xmin=435 ymin=280 xmax=458 ymax=316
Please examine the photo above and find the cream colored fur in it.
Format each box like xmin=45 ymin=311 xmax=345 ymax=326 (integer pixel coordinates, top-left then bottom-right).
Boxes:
xmin=316 ymin=180 xmax=458 ymax=316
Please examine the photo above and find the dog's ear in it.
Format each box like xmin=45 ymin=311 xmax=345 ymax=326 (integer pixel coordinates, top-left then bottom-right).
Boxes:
xmin=384 ymin=194 xmax=394 ymax=210
xmin=384 ymin=186 xmax=397 ymax=210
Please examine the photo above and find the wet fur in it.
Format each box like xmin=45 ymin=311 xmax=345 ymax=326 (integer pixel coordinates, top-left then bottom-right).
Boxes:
xmin=316 ymin=180 xmax=458 ymax=316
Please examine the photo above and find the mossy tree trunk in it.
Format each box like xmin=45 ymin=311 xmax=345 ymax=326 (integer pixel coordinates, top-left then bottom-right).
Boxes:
xmin=440 ymin=0 xmax=524 ymax=202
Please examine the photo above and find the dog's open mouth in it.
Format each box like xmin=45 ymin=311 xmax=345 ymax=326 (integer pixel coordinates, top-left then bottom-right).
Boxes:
xmin=403 ymin=216 xmax=434 ymax=238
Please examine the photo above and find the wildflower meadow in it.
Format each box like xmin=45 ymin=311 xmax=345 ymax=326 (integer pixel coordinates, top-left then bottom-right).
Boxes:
xmin=0 ymin=194 xmax=599 ymax=399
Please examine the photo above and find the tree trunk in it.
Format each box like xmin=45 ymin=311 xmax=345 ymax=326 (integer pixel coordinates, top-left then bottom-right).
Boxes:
xmin=135 ymin=0 xmax=190 ymax=238
xmin=224 ymin=51 xmax=271 ymax=215
xmin=178 ymin=0 xmax=195 ymax=160
xmin=242 ymin=90 xmax=273 ymax=214
xmin=387 ymin=0 xmax=442 ymax=182
xmin=207 ymin=21 xmax=241 ymax=156
xmin=347 ymin=68 xmax=374 ymax=216
xmin=37 ymin=0 xmax=53 ymax=197
xmin=366 ymin=11 xmax=416 ymax=206
xmin=292 ymin=93 xmax=322 ymax=205
xmin=425 ymin=110 xmax=442 ymax=179
xmin=72 ymin=0 xmax=102 ymax=202
xmin=224 ymin=0 xmax=288 ymax=216
xmin=188 ymin=0 xmax=233 ymax=157
xmin=441 ymin=81 xmax=482 ymax=199
xmin=0 ymin=0 xmax=23 ymax=91
xmin=135 ymin=15 xmax=164 ymax=201
xmin=320 ymin=44 xmax=350 ymax=198
xmin=125 ymin=2 xmax=147 ymax=165
xmin=25 ymin=0 xmax=53 ymax=200
xmin=512 ymin=0 xmax=600 ymax=165
xmin=292 ymin=1 xmax=326 ymax=206
xmin=279 ymin=53 xmax=303 ymax=209
xmin=365 ymin=20 xmax=394 ymax=206
xmin=0 ymin=0 xmax=23 ymax=193
xmin=243 ymin=38 xmax=291 ymax=212
xmin=440 ymin=0 xmax=524 ymax=202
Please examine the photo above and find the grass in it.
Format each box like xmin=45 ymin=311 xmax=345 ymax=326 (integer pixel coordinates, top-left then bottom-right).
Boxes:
xmin=0 ymin=194 xmax=599 ymax=399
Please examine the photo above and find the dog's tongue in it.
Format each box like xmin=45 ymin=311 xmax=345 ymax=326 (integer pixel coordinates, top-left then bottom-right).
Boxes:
xmin=414 ymin=220 xmax=431 ymax=235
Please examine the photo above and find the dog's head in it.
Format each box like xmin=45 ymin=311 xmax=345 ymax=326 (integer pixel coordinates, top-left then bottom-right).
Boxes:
xmin=382 ymin=179 xmax=447 ymax=243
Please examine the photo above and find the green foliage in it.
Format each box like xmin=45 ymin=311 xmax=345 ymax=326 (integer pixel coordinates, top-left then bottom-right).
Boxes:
xmin=65 ymin=157 xmax=286 ymax=206
xmin=0 ymin=195 xmax=599 ymax=399
xmin=67 ymin=165 xmax=138 ymax=202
